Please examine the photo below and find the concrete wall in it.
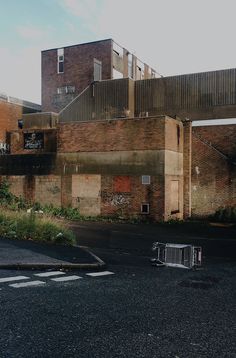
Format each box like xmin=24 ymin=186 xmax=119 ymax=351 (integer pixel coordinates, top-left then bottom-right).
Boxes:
xmin=35 ymin=175 xmax=61 ymax=206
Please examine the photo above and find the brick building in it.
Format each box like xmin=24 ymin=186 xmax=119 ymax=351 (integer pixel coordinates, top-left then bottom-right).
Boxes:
xmin=1 ymin=48 xmax=236 ymax=220
xmin=3 ymin=111 xmax=186 ymax=221
xmin=0 ymin=92 xmax=41 ymax=153
xmin=42 ymin=39 xmax=160 ymax=113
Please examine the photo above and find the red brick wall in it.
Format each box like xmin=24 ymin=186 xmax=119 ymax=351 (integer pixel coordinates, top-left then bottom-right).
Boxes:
xmin=101 ymin=175 xmax=164 ymax=220
xmin=0 ymin=101 xmax=23 ymax=142
xmin=183 ymin=122 xmax=192 ymax=218
xmin=58 ymin=117 xmax=167 ymax=153
xmin=42 ymin=39 xmax=112 ymax=112
xmin=192 ymin=125 xmax=236 ymax=217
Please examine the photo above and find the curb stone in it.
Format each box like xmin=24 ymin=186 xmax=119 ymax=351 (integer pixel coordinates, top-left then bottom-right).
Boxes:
xmin=0 ymin=245 xmax=106 ymax=271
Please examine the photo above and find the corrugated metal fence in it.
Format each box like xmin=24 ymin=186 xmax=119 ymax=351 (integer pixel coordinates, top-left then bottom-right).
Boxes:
xmin=135 ymin=68 xmax=236 ymax=116
xmin=59 ymin=68 xmax=236 ymax=122
xmin=59 ymin=78 xmax=131 ymax=122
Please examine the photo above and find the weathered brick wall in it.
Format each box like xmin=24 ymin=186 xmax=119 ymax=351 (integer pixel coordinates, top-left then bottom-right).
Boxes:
xmin=101 ymin=175 xmax=164 ymax=220
xmin=192 ymin=125 xmax=236 ymax=217
xmin=0 ymin=101 xmax=23 ymax=142
xmin=183 ymin=122 xmax=192 ymax=218
xmin=9 ymin=129 xmax=57 ymax=154
xmin=58 ymin=117 xmax=167 ymax=153
xmin=0 ymin=175 xmax=25 ymax=198
xmin=42 ymin=39 xmax=112 ymax=113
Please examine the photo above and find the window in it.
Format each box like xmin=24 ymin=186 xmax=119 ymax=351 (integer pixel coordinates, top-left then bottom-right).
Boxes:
xmin=113 ymin=42 xmax=123 ymax=58
xmin=94 ymin=59 xmax=102 ymax=81
xmin=142 ymin=175 xmax=151 ymax=185
xmin=151 ymin=70 xmax=156 ymax=78
xmin=57 ymin=85 xmax=75 ymax=95
xmin=128 ymin=53 xmax=133 ymax=79
xmin=170 ymin=180 xmax=179 ymax=214
xmin=57 ymin=48 xmax=64 ymax=74
xmin=136 ymin=60 xmax=145 ymax=80
xmin=114 ymin=176 xmax=131 ymax=192
xmin=141 ymin=203 xmax=149 ymax=214
xmin=113 ymin=68 xmax=123 ymax=79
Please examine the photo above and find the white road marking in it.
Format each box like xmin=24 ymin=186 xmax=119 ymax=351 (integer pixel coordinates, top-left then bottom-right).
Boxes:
xmin=9 ymin=280 xmax=46 ymax=288
xmin=34 ymin=271 xmax=66 ymax=277
xmin=51 ymin=275 xmax=82 ymax=282
xmin=86 ymin=271 xmax=114 ymax=277
xmin=0 ymin=276 xmax=29 ymax=283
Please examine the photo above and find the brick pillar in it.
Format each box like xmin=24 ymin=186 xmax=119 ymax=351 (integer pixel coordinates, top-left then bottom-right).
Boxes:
xmin=24 ymin=175 xmax=35 ymax=204
xmin=61 ymin=175 xmax=72 ymax=207
xmin=183 ymin=121 xmax=192 ymax=219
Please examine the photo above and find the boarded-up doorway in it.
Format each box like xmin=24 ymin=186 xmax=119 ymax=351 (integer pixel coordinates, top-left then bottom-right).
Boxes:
xmin=72 ymin=174 xmax=101 ymax=216
xmin=170 ymin=180 xmax=179 ymax=213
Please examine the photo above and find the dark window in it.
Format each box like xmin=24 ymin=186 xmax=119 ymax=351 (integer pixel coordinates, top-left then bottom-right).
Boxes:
xmin=141 ymin=203 xmax=149 ymax=214
xmin=58 ymin=61 xmax=64 ymax=74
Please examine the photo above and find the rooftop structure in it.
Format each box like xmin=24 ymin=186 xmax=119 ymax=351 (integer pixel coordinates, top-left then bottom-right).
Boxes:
xmin=41 ymin=39 xmax=161 ymax=113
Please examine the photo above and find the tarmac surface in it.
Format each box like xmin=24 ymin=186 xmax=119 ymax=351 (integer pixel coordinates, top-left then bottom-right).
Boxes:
xmin=0 ymin=238 xmax=105 ymax=269
xmin=0 ymin=220 xmax=236 ymax=270
xmin=0 ymin=221 xmax=236 ymax=357
xmin=68 ymin=220 xmax=236 ymax=259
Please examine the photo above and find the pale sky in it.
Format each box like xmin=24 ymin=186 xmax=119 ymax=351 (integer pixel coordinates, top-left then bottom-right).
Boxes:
xmin=1 ymin=0 xmax=236 ymax=105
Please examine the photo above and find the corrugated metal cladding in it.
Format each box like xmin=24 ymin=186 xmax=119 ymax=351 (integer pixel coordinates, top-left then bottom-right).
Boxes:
xmin=135 ymin=68 xmax=236 ymax=116
xmin=59 ymin=79 xmax=130 ymax=123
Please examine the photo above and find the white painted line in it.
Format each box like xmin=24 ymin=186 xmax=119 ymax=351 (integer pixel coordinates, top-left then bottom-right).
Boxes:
xmin=51 ymin=275 xmax=82 ymax=282
xmin=86 ymin=271 xmax=115 ymax=277
xmin=34 ymin=271 xmax=66 ymax=277
xmin=9 ymin=280 xmax=46 ymax=288
xmin=0 ymin=276 xmax=29 ymax=283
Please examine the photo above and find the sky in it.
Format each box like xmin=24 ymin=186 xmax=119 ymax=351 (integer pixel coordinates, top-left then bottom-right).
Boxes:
xmin=1 ymin=0 xmax=236 ymax=105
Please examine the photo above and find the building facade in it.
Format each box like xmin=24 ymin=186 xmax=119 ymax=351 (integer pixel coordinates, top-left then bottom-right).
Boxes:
xmin=2 ymin=112 xmax=187 ymax=221
xmin=41 ymin=39 xmax=160 ymax=113
xmin=2 ymin=59 xmax=236 ymax=220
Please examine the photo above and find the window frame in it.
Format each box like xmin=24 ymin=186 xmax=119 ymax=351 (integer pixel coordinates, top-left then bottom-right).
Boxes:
xmin=57 ymin=48 xmax=64 ymax=74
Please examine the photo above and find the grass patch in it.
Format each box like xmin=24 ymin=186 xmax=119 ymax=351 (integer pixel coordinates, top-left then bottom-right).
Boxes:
xmin=0 ymin=210 xmax=76 ymax=245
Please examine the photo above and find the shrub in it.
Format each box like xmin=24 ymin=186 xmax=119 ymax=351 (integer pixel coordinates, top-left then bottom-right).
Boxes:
xmin=212 ymin=206 xmax=236 ymax=223
xmin=0 ymin=211 xmax=76 ymax=245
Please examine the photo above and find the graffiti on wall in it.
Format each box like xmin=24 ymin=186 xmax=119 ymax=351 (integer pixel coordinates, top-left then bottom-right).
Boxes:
xmin=24 ymin=132 xmax=44 ymax=150
xmin=111 ymin=193 xmax=130 ymax=207
xmin=0 ymin=142 xmax=9 ymax=155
